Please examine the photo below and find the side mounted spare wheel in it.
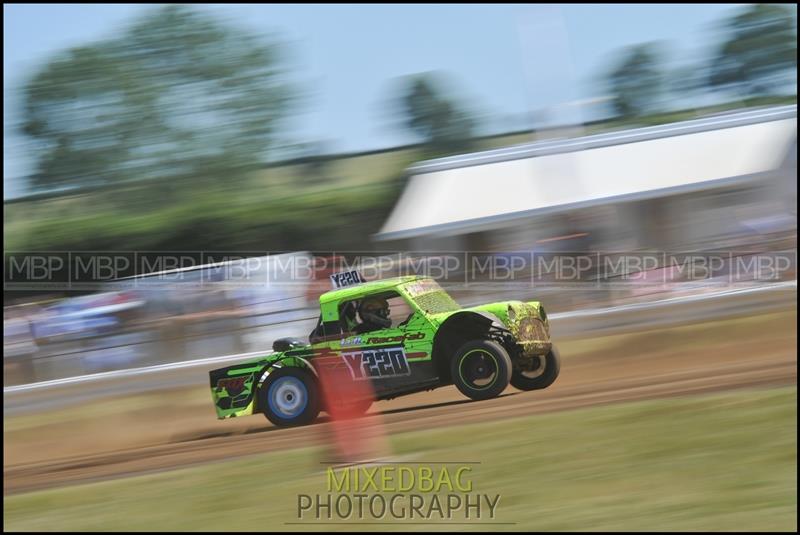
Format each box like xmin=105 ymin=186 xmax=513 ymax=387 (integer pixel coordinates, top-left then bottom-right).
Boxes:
xmin=260 ymin=367 xmax=320 ymax=427
xmin=450 ymin=339 xmax=512 ymax=401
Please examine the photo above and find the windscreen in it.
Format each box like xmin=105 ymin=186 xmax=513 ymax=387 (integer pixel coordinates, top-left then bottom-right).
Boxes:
xmin=402 ymin=279 xmax=460 ymax=314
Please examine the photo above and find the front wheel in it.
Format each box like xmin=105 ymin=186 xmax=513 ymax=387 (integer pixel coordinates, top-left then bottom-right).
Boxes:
xmin=510 ymin=346 xmax=561 ymax=391
xmin=451 ymin=340 xmax=512 ymax=401
xmin=260 ymin=367 xmax=321 ymax=427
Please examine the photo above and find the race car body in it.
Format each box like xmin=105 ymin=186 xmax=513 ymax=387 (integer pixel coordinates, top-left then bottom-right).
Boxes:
xmin=209 ymin=275 xmax=559 ymax=426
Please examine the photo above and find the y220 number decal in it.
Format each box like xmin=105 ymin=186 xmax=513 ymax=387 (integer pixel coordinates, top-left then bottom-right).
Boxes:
xmin=341 ymin=347 xmax=410 ymax=380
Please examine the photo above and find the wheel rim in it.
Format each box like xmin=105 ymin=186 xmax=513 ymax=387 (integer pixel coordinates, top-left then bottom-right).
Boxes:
xmin=267 ymin=376 xmax=308 ymax=419
xmin=458 ymin=349 xmax=499 ymax=391
xmin=519 ymin=355 xmax=547 ymax=379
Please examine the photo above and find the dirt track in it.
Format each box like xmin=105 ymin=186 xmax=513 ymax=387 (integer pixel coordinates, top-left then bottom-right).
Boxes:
xmin=4 ymin=310 xmax=797 ymax=495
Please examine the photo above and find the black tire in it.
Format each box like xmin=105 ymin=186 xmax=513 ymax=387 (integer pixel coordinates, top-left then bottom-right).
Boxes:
xmin=451 ymin=339 xmax=512 ymax=401
xmin=510 ymin=346 xmax=561 ymax=391
xmin=260 ymin=367 xmax=321 ymax=427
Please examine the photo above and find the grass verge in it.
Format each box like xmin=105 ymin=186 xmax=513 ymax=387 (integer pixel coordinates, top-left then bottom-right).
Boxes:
xmin=4 ymin=386 xmax=797 ymax=532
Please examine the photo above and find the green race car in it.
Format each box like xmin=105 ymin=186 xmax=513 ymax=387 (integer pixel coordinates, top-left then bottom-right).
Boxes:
xmin=209 ymin=273 xmax=560 ymax=427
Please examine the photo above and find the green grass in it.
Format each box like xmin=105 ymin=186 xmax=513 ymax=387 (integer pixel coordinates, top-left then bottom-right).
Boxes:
xmin=2 ymin=386 xmax=211 ymax=434
xmin=4 ymin=387 xmax=796 ymax=532
xmin=561 ymin=309 xmax=797 ymax=358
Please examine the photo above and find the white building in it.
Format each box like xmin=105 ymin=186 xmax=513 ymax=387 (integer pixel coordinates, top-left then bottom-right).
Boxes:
xmin=375 ymin=106 xmax=797 ymax=254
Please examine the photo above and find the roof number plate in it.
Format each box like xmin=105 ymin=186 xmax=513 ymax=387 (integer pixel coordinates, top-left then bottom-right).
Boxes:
xmin=330 ymin=270 xmax=365 ymax=289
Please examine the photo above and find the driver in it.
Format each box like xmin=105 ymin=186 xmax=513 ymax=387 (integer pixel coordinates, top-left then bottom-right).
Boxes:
xmin=354 ymin=297 xmax=391 ymax=333
xmin=340 ymin=301 xmax=359 ymax=332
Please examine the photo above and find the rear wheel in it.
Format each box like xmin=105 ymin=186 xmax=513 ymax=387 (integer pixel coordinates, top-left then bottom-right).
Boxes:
xmin=511 ymin=346 xmax=561 ymax=391
xmin=451 ymin=340 xmax=512 ymax=401
xmin=261 ymin=367 xmax=320 ymax=427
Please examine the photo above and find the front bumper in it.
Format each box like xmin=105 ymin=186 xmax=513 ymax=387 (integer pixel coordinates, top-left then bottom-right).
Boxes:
xmin=506 ymin=303 xmax=552 ymax=356
xmin=515 ymin=317 xmax=552 ymax=355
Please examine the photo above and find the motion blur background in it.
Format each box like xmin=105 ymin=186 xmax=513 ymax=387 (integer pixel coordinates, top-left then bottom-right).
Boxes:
xmin=3 ymin=4 xmax=797 ymax=531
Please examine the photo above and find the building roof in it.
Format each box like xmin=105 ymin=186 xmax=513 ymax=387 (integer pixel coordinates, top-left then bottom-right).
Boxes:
xmin=375 ymin=105 xmax=797 ymax=241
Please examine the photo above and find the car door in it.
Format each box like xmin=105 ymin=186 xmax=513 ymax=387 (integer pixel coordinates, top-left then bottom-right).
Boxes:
xmin=335 ymin=292 xmax=438 ymax=399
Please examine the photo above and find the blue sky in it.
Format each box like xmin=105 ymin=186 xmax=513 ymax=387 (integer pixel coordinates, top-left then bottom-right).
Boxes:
xmin=4 ymin=4 xmax=748 ymax=198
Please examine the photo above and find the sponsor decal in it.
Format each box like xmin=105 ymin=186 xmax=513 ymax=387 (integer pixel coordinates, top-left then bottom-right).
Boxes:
xmin=341 ymin=347 xmax=411 ymax=380
xmin=216 ymin=376 xmax=249 ymax=396
xmin=366 ymin=332 xmax=424 ymax=345
xmin=340 ymin=336 xmax=363 ymax=347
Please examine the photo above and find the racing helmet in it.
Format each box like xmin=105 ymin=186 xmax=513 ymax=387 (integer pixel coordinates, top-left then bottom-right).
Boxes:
xmin=358 ymin=297 xmax=391 ymax=328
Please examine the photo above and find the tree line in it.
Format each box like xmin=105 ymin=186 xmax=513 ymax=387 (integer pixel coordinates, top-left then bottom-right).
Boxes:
xmin=18 ymin=4 xmax=796 ymax=195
